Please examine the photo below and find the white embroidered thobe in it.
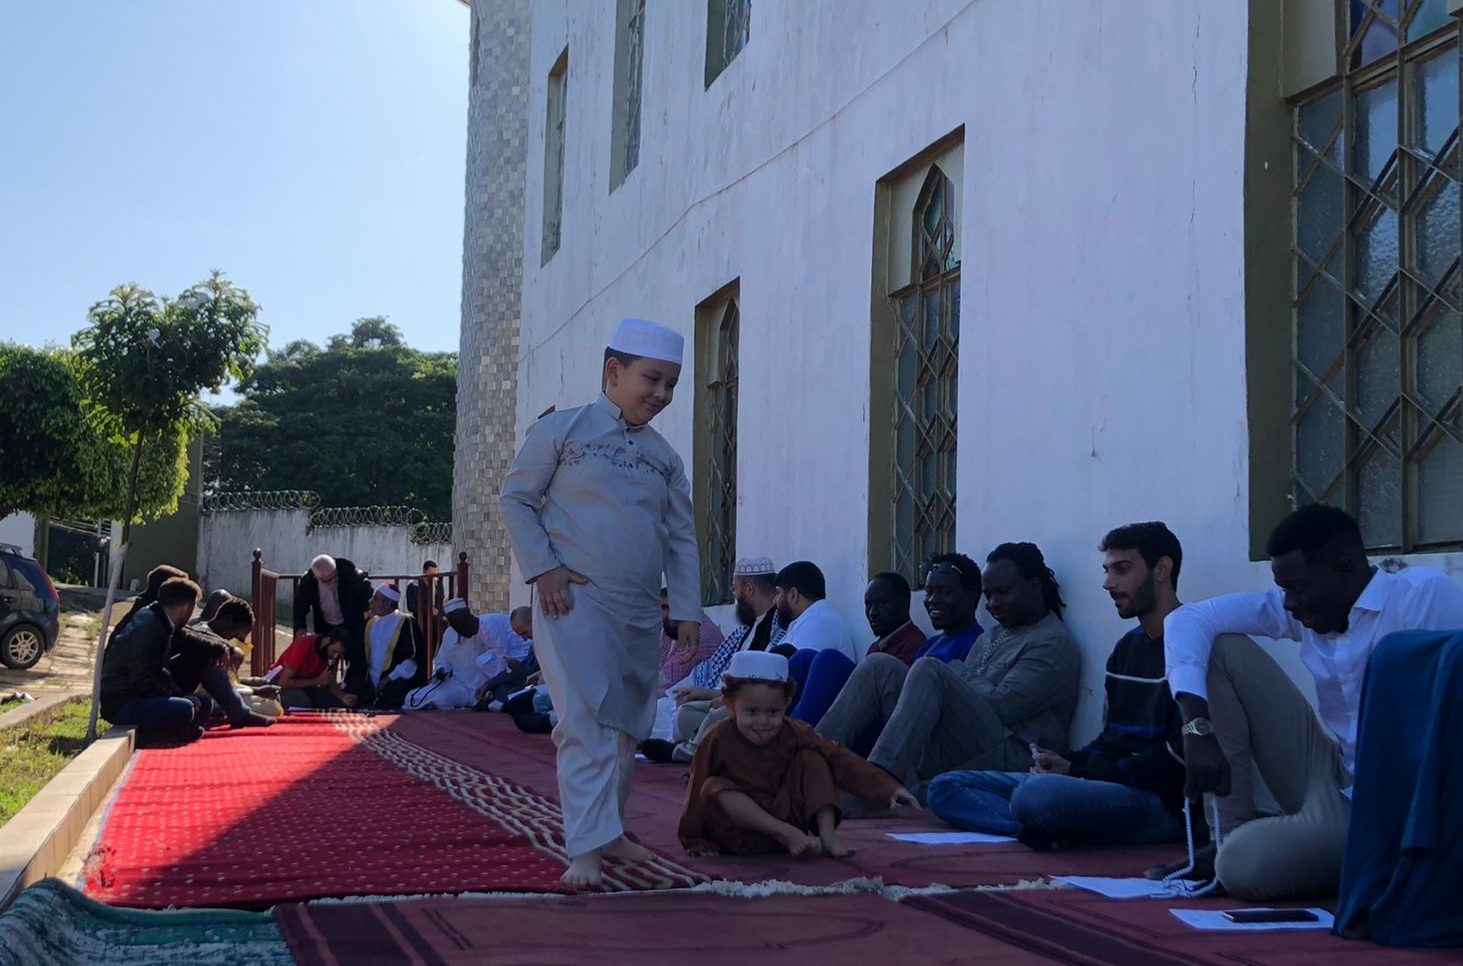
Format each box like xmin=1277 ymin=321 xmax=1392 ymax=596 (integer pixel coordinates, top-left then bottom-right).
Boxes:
xmin=403 ymin=621 xmax=491 ymax=710
xmin=473 ymin=613 xmax=533 ymax=683
xmin=500 ymin=394 xmax=699 ymax=856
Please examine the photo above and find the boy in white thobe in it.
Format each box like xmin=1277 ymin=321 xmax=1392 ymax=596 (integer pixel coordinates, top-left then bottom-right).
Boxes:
xmin=500 ymin=318 xmax=701 ymax=889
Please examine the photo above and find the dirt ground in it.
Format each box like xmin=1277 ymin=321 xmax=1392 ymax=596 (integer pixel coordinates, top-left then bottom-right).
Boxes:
xmin=0 ymin=586 xmax=134 ymax=697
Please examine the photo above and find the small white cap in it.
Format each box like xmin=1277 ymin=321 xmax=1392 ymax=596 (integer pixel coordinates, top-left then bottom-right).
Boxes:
xmin=375 ymin=583 xmax=401 ymax=603
xmin=734 ymin=556 xmax=776 ymax=577
xmin=443 ymin=597 xmax=468 ymax=615
xmin=607 ymin=318 xmax=684 ymax=365
xmin=725 ymin=650 xmax=789 ymax=683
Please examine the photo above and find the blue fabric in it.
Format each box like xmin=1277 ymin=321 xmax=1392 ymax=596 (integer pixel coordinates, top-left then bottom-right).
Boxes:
xmin=1335 ymin=629 xmax=1463 ymax=948
xmin=788 ymin=649 xmax=856 ymax=725
xmin=926 ymin=769 xmax=1184 ymax=845
xmin=914 ymin=624 xmax=983 ymax=663
xmin=108 ymin=695 xmax=207 ymax=740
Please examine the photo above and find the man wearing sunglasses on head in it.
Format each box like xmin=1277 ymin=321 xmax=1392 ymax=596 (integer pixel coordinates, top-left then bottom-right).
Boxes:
xmin=818 ymin=544 xmax=1080 ymax=801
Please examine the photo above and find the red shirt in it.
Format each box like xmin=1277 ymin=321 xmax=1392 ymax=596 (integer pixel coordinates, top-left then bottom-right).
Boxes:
xmin=866 ymin=622 xmax=927 ymax=666
xmin=271 ymin=634 xmax=328 ymax=681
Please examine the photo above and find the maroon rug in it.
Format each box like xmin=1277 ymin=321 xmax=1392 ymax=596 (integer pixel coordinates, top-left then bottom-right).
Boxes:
xmin=275 ymin=891 xmax=1056 ymax=966
xmin=390 ymin=712 xmax=1184 ymax=889
xmin=904 ymin=888 xmax=1459 ymax=965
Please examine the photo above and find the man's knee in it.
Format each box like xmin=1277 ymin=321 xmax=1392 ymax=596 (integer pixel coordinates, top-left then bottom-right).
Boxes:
xmin=858 ymin=652 xmax=908 ymax=683
xmin=1009 ymin=776 xmax=1070 ymax=829
xmin=1215 ymin=818 xmax=1346 ymax=901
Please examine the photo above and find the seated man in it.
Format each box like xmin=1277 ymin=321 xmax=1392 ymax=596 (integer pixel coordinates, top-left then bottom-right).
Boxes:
xmin=110 ymin=564 xmax=188 ymax=643
xmin=100 ymin=577 xmax=270 ymax=742
xmin=789 ymin=568 xmax=952 ymax=726
xmin=355 ymin=584 xmax=425 ymax=709
xmin=818 ymin=543 xmax=1080 ymax=800
xmin=173 ymin=596 xmax=280 ymax=724
xmin=403 ymin=599 xmax=526 ymax=710
xmin=1160 ymin=505 xmax=1463 ymax=901
xmin=641 ymin=557 xmax=786 ymax=763
xmin=473 ymin=606 xmax=537 ymax=703
xmin=774 ymin=561 xmax=859 ymax=661
xmin=294 ymin=554 xmax=373 ymax=690
xmin=270 ymin=626 xmax=356 ymax=710
xmin=657 ymin=587 xmax=725 ymax=690
xmin=929 ymin=523 xmax=1188 ymax=850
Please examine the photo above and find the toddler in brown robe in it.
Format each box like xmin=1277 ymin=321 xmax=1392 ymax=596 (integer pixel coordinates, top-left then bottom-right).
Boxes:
xmin=678 ymin=651 xmax=918 ymax=858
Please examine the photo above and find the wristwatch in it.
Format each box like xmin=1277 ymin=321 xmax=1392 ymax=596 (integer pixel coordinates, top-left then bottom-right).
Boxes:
xmin=1181 ymin=717 xmax=1215 ymax=738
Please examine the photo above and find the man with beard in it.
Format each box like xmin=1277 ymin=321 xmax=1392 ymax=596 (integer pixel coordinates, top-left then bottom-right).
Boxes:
xmin=773 ymin=561 xmax=860 ymax=660
xmin=641 ymin=557 xmax=786 ymax=764
xmin=818 ymin=543 xmax=1080 ymax=801
xmin=657 ymin=587 xmax=726 ymax=689
xmin=1158 ymin=504 xmax=1463 ymax=901
xmin=927 ymin=523 xmax=1188 ymax=850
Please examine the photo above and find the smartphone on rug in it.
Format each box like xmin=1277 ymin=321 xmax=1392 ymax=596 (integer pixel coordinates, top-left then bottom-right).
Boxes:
xmin=1222 ymin=908 xmax=1319 ymax=924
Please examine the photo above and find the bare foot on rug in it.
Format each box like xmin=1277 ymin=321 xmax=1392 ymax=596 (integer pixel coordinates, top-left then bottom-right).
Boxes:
xmin=774 ymin=824 xmax=823 ymax=857
xmin=601 ymin=835 xmax=654 ymax=863
xmin=819 ymin=828 xmax=854 ymax=859
xmin=561 ymin=852 xmax=605 ymax=890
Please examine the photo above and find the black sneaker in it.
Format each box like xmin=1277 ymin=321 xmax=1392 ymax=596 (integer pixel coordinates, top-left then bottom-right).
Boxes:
xmin=640 ymin=739 xmax=677 ymax=763
xmin=513 ymin=712 xmax=553 ymax=734
xmin=230 ymin=712 xmax=275 ymax=729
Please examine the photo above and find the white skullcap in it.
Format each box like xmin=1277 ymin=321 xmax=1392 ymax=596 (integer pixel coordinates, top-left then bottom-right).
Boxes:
xmin=725 ymin=650 xmax=789 ymax=683
xmin=607 ymin=318 xmax=684 ymax=365
xmin=310 ymin=554 xmax=337 ymax=575
xmin=374 ymin=583 xmax=401 ymax=603
xmin=443 ymin=597 xmax=468 ymax=614
xmin=734 ymin=557 xmax=776 ymax=577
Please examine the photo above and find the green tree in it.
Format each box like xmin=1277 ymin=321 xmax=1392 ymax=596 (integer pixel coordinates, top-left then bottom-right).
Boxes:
xmin=214 ymin=317 xmax=456 ymax=520
xmin=72 ymin=273 xmax=267 ymax=544
xmin=0 ymin=344 xmax=189 ymax=522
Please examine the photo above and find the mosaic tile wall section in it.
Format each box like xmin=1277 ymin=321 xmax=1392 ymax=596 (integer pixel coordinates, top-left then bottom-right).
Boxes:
xmin=453 ymin=0 xmax=531 ymax=611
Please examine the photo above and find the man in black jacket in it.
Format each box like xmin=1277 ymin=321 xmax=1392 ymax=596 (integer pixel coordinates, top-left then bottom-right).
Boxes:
xmin=101 ymin=578 xmax=271 ymax=742
xmin=294 ymin=554 xmax=372 ymax=681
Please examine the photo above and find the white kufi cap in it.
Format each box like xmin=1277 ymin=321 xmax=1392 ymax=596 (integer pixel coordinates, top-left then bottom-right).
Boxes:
xmin=443 ymin=597 xmax=469 ymax=614
xmin=375 ymin=583 xmax=401 ymax=603
xmin=734 ymin=557 xmax=776 ymax=577
xmin=607 ymin=318 xmax=684 ymax=365
xmin=725 ymin=650 xmax=789 ymax=683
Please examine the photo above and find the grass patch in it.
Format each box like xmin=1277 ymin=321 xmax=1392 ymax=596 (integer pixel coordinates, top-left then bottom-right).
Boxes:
xmin=0 ymin=699 xmax=103 ymax=825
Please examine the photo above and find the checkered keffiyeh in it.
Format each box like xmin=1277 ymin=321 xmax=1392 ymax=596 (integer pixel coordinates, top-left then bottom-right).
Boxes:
xmin=689 ymin=611 xmax=787 ymax=690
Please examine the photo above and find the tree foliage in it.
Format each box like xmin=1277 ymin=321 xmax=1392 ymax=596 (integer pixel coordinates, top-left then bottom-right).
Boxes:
xmin=214 ymin=317 xmax=457 ymax=520
xmin=0 ymin=345 xmax=189 ymax=522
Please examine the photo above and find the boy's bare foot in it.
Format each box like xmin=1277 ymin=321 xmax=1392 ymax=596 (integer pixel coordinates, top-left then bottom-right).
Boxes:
xmin=774 ymin=824 xmax=823 ymax=857
xmin=561 ymin=852 xmax=604 ymax=890
xmin=819 ymin=828 xmax=853 ymax=859
xmin=601 ymin=835 xmax=654 ymax=863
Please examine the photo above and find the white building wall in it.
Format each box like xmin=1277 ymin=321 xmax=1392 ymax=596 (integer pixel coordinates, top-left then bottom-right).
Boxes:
xmin=510 ymin=0 xmax=1463 ymax=743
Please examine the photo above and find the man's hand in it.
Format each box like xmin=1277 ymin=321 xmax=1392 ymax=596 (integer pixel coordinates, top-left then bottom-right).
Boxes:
xmin=339 ymin=692 xmax=359 ymax=709
xmin=889 ymin=787 xmax=920 ymax=809
xmin=675 ymin=620 xmax=700 ymax=659
xmin=1183 ymin=733 xmax=1231 ymax=797
xmin=525 ymin=671 xmax=543 ymax=686
xmin=535 ymin=567 xmax=589 ymax=618
xmin=1031 ymin=750 xmax=1071 ymax=775
xmin=673 ymin=686 xmax=717 ymax=707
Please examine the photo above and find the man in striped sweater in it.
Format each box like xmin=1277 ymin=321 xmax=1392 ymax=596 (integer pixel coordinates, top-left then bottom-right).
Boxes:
xmin=926 ymin=522 xmax=1190 ymax=851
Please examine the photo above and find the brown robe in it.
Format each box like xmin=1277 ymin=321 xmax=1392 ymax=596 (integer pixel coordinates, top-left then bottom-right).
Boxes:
xmin=678 ymin=716 xmax=900 ymax=855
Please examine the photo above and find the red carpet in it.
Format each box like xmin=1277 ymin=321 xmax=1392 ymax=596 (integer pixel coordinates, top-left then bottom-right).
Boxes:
xmin=904 ymin=888 xmax=1458 ymax=965
xmin=275 ymin=891 xmax=1055 ymax=966
xmin=393 ymin=712 xmax=1184 ymax=888
xmin=85 ymin=714 xmax=704 ymax=908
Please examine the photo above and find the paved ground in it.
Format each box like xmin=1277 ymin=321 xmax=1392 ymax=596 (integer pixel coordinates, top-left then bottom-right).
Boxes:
xmin=0 ymin=586 xmax=131 ymax=698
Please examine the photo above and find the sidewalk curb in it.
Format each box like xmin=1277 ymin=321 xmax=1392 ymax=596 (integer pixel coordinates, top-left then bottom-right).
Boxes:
xmin=0 ymin=691 xmax=84 ymax=734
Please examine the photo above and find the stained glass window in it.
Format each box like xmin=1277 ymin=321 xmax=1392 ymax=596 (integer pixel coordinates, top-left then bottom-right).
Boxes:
xmin=890 ymin=166 xmax=960 ymax=582
xmin=1292 ymin=0 xmax=1461 ymax=548
xmin=699 ymin=299 xmax=739 ymax=605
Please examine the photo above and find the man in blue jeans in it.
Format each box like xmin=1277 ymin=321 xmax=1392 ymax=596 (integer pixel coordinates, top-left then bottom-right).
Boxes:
xmin=101 ymin=576 xmax=270 ymax=742
xmin=927 ymin=523 xmax=1189 ymax=850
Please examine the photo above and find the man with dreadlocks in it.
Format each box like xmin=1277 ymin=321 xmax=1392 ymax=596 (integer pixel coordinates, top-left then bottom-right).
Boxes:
xmin=818 ymin=542 xmax=1081 ymax=801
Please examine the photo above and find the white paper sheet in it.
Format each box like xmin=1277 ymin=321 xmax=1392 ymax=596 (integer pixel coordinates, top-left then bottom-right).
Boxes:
xmin=885 ymin=831 xmax=1015 ymax=845
xmin=1170 ymin=908 xmax=1334 ymax=932
xmin=1054 ymin=876 xmax=1200 ymax=899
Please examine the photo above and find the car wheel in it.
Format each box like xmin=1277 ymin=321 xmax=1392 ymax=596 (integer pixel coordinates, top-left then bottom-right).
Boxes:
xmin=1 ymin=625 xmax=44 ymax=670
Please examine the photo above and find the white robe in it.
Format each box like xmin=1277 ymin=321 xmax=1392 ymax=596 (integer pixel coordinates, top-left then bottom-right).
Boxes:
xmin=472 ymin=613 xmax=533 ymax=683
xmin=500 ymin=393 xmax=699 ymax=856
xmin=403 ymin=621 xmax=491 ymax=710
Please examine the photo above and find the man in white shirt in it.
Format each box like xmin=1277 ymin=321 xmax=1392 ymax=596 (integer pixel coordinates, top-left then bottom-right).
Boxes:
xmin=1162 ymin=504 xmax=1463 ymax=900
xmin=773 ymin=561 xmax=859 ymax=662
xmin=402 ymin=598 xmax=525 ymax=710
xmin=474 ymin=606 xmax=535 ymax=683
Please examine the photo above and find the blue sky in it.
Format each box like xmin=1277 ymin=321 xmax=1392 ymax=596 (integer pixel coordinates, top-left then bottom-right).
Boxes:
xmin=0 ymin=1 xmax=469 ymax=359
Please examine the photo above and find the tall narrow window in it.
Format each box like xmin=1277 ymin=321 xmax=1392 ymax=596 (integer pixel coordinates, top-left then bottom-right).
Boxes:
xmin=695 ymin=285 xmax=739 ymax=605
xmin=542 ymin=49 xmax=568 ymax=265
xmin=886 ymin=164 xmax=961 ymax=582
xmin=611 ymin=0 xmax=646 ymax=191
xmin=705 ymin=0 xmax=751 ymax=87
xmin=1290 ymin=1 xmax=1460 ymax=549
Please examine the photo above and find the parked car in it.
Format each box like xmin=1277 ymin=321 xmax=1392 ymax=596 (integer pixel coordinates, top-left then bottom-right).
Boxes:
xmin=0 ymin=544 xmax=60 ymax=670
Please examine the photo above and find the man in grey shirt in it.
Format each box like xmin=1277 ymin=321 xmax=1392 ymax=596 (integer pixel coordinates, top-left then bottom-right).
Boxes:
xmin=818 ymin=542 xmax=1081 ymax=799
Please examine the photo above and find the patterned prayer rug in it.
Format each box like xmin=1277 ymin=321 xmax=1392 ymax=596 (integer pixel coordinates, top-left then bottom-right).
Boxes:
xmin=0 ymin=878 xmax=291 ymax=966
xmin=84 ymin=713 xmax=706 ymax=908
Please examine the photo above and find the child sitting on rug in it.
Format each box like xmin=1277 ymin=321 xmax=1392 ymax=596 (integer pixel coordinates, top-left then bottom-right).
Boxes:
xmin=678 ymin=651 xmax=918 ymax=859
